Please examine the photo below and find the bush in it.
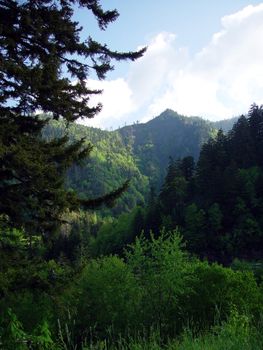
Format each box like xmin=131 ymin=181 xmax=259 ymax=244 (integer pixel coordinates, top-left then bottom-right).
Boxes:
xmin=180 ymin=260 xmax=263 ymax=330
xmin=76 ymin=255 xmax=140 ymax=341
xmin=125 ymin=229 xmax=192 ymax=337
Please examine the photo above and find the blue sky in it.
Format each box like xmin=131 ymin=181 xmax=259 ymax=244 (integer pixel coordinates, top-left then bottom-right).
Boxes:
xmin=74 ymin=1 xmax=263 ymax=129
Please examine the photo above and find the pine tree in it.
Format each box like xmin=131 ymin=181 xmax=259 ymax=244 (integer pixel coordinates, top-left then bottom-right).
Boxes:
xmin=180 ymin=156 xmax=195 ymax=180
xmin=159 ymin=157 xmax=188 ymax=224
xmin=248 ymin=104 xmax=263 ymax=166
xmin=0 ymin=0 xmax=145 ymax=237
xmin=228 ymin=115 xmax=254 ymax=168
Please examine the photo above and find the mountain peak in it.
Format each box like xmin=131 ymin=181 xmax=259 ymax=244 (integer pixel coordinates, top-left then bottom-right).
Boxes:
xmin=154 ymin=109 xmax=180 ymax=120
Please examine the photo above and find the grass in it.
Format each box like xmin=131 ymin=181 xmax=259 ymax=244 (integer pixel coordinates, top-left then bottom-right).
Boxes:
xmin=82 ymin=311 xmax=263 ymax=350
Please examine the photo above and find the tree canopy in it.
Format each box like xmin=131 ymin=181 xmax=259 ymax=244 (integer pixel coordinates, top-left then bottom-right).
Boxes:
xmin=137 ymin=105 xmax=263 ymax=261
xmin=0 ymin=0 xmax=145 ymax=236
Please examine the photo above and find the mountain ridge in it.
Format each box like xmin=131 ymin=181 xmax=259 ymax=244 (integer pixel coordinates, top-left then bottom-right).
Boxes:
xmin=44 ymin=109 xmax=239 ymax=214
xmin=116 ymin=108 xmax=238 ymax=133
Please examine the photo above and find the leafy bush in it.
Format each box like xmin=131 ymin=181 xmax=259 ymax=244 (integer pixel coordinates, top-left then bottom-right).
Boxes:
xmin=180 ymin=261 xmax=263 ymax=329
xmin=0 ymin=309 xmax=56 ymax=350
xmin=126 ymin=229 xmax=192 ymax=336
xmin=76 ymin=255 xmax=140 ymax=341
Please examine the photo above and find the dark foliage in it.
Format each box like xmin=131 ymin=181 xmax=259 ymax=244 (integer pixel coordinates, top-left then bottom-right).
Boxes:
xmin=0 ymin=0 xmax=145 ymax=237
xmin=140 ymin=105 xmax=263 ymax=262
xmin=119 ymin=109 xmax=215 ymax=187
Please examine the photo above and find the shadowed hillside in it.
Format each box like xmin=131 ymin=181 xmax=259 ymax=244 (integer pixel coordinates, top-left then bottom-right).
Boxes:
xmin=119 ymin=109 xmax=216 ymax=187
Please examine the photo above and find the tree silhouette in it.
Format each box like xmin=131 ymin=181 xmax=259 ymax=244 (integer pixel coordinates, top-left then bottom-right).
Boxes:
xmin=0 ymin=0 xmax=145 ymax=237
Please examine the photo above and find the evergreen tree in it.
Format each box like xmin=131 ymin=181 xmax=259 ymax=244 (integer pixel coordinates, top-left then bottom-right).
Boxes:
xmin=159 ymin=157 xmax=188 ymax=225
xmin=0 ymin=1 xmax=145 ymax=237
xmin=196 ymin=129 xmax=228 ymax=205
xmin=248 ymin=104 xmax=263 ymax=166
xmin=184 ymin=203 xmax=206 ymax=253
xmin=159 ymin=157 xmax=181 ymax=211
xmin=228 ymin=115 xmax=253 ymax=168
xmin=180 ymin=156 xmax=195 ymax=180
xmin=144 ymin=187 xmax=162 ymax=236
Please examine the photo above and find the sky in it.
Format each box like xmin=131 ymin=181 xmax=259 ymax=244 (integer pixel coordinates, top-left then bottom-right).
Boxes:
xmin=74 ymin=1 xmax=263 ymax=129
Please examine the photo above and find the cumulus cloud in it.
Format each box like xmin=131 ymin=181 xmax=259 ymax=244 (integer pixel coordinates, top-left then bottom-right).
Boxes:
xmin=80 ymin=3 xmax=263 ymax=129
xmin=82 ymin=78 xmax=135 ymax=129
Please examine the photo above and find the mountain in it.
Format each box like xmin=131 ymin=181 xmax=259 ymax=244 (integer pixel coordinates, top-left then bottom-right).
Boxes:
xmin=44 ymin=109 xmax=233 ymax=214
xmin=119 ymin=109 xmax=216 ymax=187
xmin=44 ymin=121 xmax=149 ymax=215
xmin=137 ymin=107 xmax=263 ymax=262
xmin=211 ymin=116 xmax=239 ymax=133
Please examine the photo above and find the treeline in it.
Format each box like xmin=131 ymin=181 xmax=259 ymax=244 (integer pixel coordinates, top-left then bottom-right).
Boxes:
xmin=1 ymin=106 xmax=263 ymax=348
xmin=1 ymin=228 xmax=263 ymax=349
xmin=4 ymin=0 xmax=262 ymax=348
xmin=43 ymin=109 xmax=217 ymax=217
xmin=43 ymin=120 xmax=149 ymax=216
xmin=93 ymin=105 xmax=263 ymax=263
xmin=119 ymin=109 xmax=216 ymax=187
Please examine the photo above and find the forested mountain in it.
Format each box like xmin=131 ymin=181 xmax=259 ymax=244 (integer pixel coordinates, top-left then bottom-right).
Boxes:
xmin=42 ymin=109 xmax=259 ymax=261
xmin=119 ymin=109 xmax=216 ymax=187
xmin=43 ymin=109 xmax=217 ymax=216
xmin=98 ymin=105 xmax=263 ymax=263
xmin=3 ymin=1 xmax=263 ymax=349
xmin=3 ymin=105 xmax=263 ymax=349
xmin=44 ymin=121 xmax=149 ymax=215
xmin=211 ymin=116 xmax=239 ymax=133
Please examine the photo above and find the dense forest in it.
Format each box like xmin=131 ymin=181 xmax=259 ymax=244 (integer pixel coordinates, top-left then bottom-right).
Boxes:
xmin=1 ymin=1 xmax=263 ymax=349
xmin=44 ymin=110 xmax=225 ymax=214
xmin=2 ymin=105 xmax=263 ymax=349
xmin=96 ymin=105 xmax=263 ymax=262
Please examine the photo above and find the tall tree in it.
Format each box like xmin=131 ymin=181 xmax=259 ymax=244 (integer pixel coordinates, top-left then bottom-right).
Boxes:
xmin=248 ymin=104 xmax=263 ymax=166
xmin=228 ymin=115 xmax=253 ymax=168
xmin=0 ymin=0 xmax=145 ymax=237
xmin=180 ymin=156 xmax=195 ymax=180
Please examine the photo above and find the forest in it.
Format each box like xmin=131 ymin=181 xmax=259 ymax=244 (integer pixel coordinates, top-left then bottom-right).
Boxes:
xmin=1 ymin=1 xmax=263 ymax=349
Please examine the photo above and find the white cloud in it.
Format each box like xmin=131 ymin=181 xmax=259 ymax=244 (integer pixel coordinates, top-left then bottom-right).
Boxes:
xmin=80 ymin=78 xmax=135 ymax=129
xmin=79 ymin=3 xmax=263 ymax=129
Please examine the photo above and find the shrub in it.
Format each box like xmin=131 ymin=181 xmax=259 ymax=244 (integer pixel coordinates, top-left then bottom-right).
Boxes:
xmin=76 ymin=255 xmax=140 ymax=341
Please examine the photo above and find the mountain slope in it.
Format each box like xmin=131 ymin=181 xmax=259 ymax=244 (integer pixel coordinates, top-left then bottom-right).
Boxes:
xmin=211 ymin=116 xmax=239 ymax=133
xmin=119 ymin=109 xmax=216 ymax=186
xmin=44 ymin=121 xmax=149 ymax=215
xmin=43 ymin=110 xmax=228 ymax=213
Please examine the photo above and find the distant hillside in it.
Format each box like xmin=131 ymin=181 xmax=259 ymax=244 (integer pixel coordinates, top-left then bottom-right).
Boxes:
xmin=119 ymin=109 xmax=216 ymax=187
xmin=43 ymin=109 xmax=235 ymax=213
xmin=44 ymin=121 xmax=149 ymax=215
xmin=211 ymin=116 xmax=239 ymax=133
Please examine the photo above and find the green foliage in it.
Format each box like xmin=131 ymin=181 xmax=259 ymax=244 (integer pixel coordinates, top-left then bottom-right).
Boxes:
xmin=126 ymin=230 xmax=191 ymax=335
xmin=5 ymin=1 xmax=263 ymax=350
xmin=0 ymin=0 xmax=145 ymax=238
xmin=0 ymin=309 xmax=57 ymax=350
xmin=90 ymin=207 xmax=146 ymax=256
xmin=2 ymin=226 xmax=263 ymax=348
xmin=0 ymin=226 xmax=25 ymax=251
xmin=184 ymin=204 xmax=206 ymax=252
xmin=231 ymin=259 xmax=263 ymax=282
xmin=76 ymin=310 xmax=263 ymax=349
xmin=175 ymin=311 xmax=262 ymax=350
xmin=207 ymin=204 xmax=222 ymax=232
xmin=31 ymin=321 xmax=56 ymax=350
xmin=0 ymin=309 xmax=28 ymax=350
xmin=119 ymin=110 xmax=214 ymax=188
xmin=45 ymin=108 xmax=217 ymax=219
xmin=47 ymin=110 xmax=215 ymax=219
xmin=137 ymin=105 xmax=263 ymax=262
xmin=76 ymin=255 xmax=140 ymax=339
xmin=45 ymin=120 xmax=149 ymax=216
xmin=180 ymin=261 xmax=263 ymax=329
